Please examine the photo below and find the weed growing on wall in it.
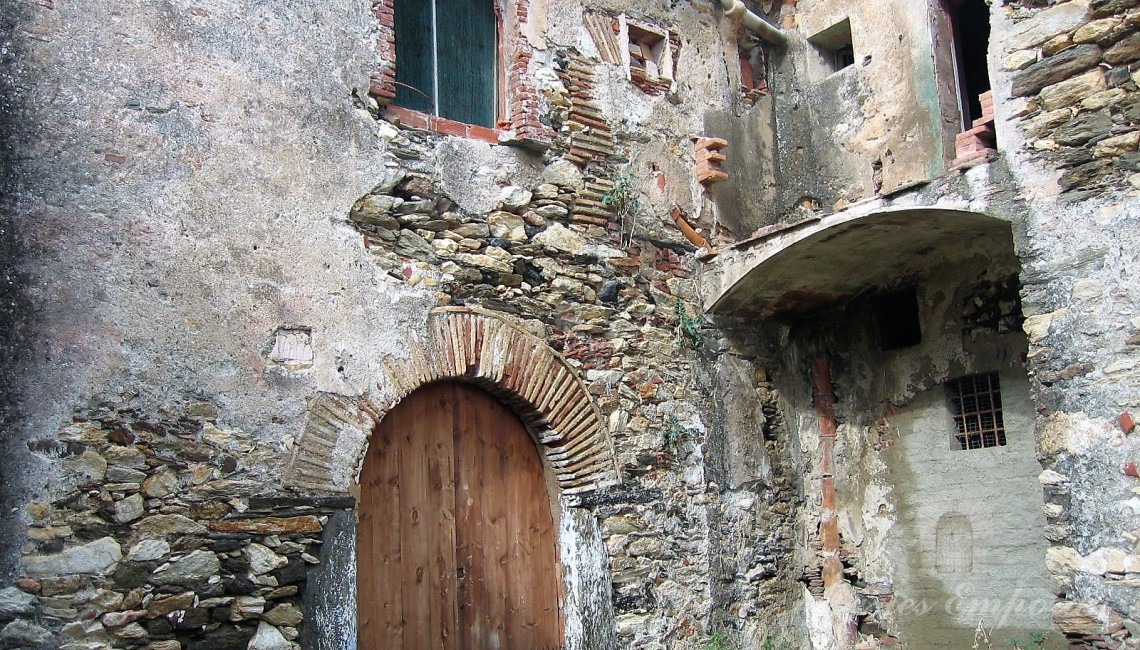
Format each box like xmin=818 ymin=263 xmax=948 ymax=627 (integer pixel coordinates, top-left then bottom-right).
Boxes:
xmin=602 ymin=171 xmax=642 ymax=246
xmin=704 ymin=630 xmax=729 ymax=650
xmin=675 ymin=299 xmax=703 ymax=349
xmin=665 ymin=413 xmax=694 ymax=447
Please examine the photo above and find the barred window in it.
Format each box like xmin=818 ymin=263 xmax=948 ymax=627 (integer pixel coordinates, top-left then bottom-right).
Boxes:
xmin=946 ymin=372 xmax=1006 ymax=450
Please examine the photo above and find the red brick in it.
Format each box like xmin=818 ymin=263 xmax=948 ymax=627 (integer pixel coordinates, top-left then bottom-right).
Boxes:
xmin=467 ymin=124 xmax=501 ymax=144
xmin=385 ymin=105 xmax=429 ymax=129
xmin=1120 ymin=412 xmax=1136 ymax=433
xmin=433 ymin=117 xmax=467 ymax=137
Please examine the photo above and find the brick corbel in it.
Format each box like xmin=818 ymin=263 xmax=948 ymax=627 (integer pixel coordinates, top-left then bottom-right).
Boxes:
xmin=694 ymin=136 xmax=730 ymax=186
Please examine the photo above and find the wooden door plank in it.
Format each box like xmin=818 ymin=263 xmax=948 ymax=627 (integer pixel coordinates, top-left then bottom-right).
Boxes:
xmin=401 ymin=383 xmax=458 ymax=650
xmin=358 ymin=410 xmax=403 ymax=646
xmin=455 ymin=383 xmax=492 ymax=650
xmin=504 ymin=403 xmax=562 ymax=649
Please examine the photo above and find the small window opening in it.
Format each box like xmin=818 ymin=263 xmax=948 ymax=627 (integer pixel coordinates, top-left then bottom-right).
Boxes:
xmin=946 ymin=372 xmax=1006 ymax=450
xmin=807 ymin=19 xmax=854 ymax=80
xmin=878 ymin=287 xmax=922 ymax=351
xmin=947 ymin=0 xmax=992 ymax=128
xmin=627 ymin=23 xmax=671 ymax=80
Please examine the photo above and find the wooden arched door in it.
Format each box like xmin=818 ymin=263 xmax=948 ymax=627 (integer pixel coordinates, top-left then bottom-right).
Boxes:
xmin=358 ymin=381 xmax=562 ymax=649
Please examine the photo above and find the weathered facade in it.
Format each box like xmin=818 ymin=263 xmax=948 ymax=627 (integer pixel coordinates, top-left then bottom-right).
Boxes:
xmin=0 ymin=0 xmax=1137 ymax=649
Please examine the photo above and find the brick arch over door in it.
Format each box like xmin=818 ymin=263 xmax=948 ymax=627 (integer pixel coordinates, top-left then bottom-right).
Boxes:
xmin=284 ymin=306 xmax=620 ymax=496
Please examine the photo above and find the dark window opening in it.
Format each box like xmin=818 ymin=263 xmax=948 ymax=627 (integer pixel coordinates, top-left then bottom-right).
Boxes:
xmin=948 ymin=0 xmax=992 ymax=127
xmin=946 ymin=372 xmax=1006 ymax=450
xmin=878 ymin=288 xmax=922 ymax=351
xmin=834 ymin=44 xmax=856 ymax=70
xmin=808 ymin=19 xmax=855 ymax=78
xmin=393 ymin=0 xmax=499 ymax=128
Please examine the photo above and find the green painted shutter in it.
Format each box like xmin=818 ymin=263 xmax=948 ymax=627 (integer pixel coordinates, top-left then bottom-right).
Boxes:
xmin=437 ymin=0 xmax=497 ymax=127
xmin=394 ymin=0 xmax=434 ymax=114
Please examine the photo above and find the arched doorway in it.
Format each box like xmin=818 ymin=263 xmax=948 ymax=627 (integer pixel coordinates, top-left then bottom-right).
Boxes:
xmin=357 ymin=380 xmax=562 ymax=649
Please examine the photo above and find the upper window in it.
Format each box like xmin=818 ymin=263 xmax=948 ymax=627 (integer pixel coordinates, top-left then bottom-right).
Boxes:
xmin=394 ymin=0 xmax=499 ymax=128
xmin=946 ymin=0 xmax=992 ymax=129
xmin=946 ymin=372 xmax=1006 ymax=450
xmin=807 ymin=19 xmax=855 ymax=81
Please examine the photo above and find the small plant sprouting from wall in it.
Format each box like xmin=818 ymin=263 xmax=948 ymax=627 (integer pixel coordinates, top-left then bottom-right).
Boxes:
xmin=704 ymin=629 xmax=729 ymax=650
xmin=665 ymin=413 xmax=695 ymax=448
xmin=761 ymin=634 xmax=795 ymax=650
xmin=602 ymin=171 xmax=642 ymax=246
xmin=1008 ymin=633 xmax=1049 ymax=650
xmin=675 ymin=299 xmax=703 ymax=349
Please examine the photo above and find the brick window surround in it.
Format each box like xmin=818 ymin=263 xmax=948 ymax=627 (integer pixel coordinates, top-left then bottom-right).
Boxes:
xmin=370 ymin=0 xmax=553 ymax=146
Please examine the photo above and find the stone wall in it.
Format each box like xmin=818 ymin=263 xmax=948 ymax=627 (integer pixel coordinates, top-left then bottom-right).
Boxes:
xmin=1002 ymin=0 xmax=1140 ymax=193
xmin=0 ymin=0 xmax=807 ymax=648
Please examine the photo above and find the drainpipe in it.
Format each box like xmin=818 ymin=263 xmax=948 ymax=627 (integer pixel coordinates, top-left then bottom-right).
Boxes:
xmin=719 ymin=0 xmax=787 ymax=46
xmin=812 ymin=358 xmax=859 ymax=647
xmin=811 ymin=359 xmax=842 ymax=590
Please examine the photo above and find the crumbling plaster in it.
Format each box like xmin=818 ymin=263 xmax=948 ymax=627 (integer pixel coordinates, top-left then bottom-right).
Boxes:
xmin=0 ymin=0 xmax=427 ymax=579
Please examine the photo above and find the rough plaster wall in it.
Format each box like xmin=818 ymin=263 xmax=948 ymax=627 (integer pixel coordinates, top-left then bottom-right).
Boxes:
xmin=763 ymin=0 xmax=947 ymax=224
xmin=887 ymin=373 xmax=1056 ymax=647
xmin=761 ymin=232 xmax=1047 ymax=648
xmin=303 ymin=510 xmax=357 ymax=650
xmin=0 ymin=0 xmax=438 ymax=581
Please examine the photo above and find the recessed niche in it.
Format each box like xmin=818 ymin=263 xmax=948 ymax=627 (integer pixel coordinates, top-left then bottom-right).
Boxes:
xmin=808 ymin=18 xmax=855 ymax=81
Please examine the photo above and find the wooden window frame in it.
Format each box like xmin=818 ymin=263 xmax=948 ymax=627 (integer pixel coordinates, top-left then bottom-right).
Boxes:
xmin=370 ymin=0 xmax=553 ymax=147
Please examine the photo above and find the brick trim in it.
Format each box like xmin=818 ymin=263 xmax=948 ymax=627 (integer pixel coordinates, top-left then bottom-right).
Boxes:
xmin=370 ymin=0 xmax=396 ymax=102
xmin=384 ymin=105 xmax=505 ymax=144
xmin=505 ymin=0 xmax=554 ymax=145
xmin=283 ymin=307 xmax=620 ymax=496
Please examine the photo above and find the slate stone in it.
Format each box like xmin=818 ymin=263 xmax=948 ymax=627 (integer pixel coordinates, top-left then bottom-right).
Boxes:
xmin=1012 ymin=45 xmax=1103 ymax=97
xmin=1046 ymin=147 xmax=1095 ymax=168
xmin=1104 ymin=32 xmax=1140 ymax=64
xmin=1091 ymin=0 xmax=1140 ymax=18
xmin=113 ymin=561 xmax=155 ymax=589
xmin=0 ymin=587 xmax=37 ymax=621
xmin=394 ymin=230 xmax=439 ymax=264
xmin=486 ymin=237 xmax=511 ymax=250
xmin=173 ymin=607 xmax=211 ymax=629
xmin=1060 ymin=161 xmax=1108 ymax=191
xmin=22 ymin=537 xmax=122 ymax=577
xmin=247 ymin=621 xmax=291 ymax=650
xmin=1113 ymin=151 xmax=1140 ymax=170
xmin=1106 ymin=65 xmax=1133 ymax=87
xmin=144 ymin=618 xmax=174 ymax=636
xmin=598 ymin=281 xmax=625 ymax=303
xmin=0 ymin=620 xmax=53 ymax=648
xmin=244 ymin=544 xmax=287 ymax=576
xmin=369 ymin=168 xmax=406 ymax=194
xmin=150 ymin=550 xmax=221 ymax=587
xmin=1053 ymin=112 xmax=1114 ymax=145
xmin=126 ymin=539 xmax=169 ymax=563
xmin=185 ymin=625 xmax=256 ymax=650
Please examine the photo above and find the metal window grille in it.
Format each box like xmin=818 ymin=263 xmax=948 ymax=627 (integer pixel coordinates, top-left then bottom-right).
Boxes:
xmin=946 ymin=372 xmax=1006 ymax=450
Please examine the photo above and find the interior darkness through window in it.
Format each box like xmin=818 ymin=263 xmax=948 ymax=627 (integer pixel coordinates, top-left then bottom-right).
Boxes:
xmin=950 ymin=0 xmax=992 ymax=125
xmin=878 ymin=287 xmax=922 ymax=351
